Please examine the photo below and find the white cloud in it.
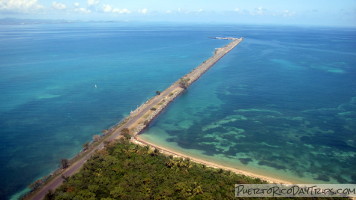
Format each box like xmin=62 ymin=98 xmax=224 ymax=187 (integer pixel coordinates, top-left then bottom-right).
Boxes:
xmin=102 ymin=4 xmax=131 ymax=14
xmin=233 ymin=7 xmax=295 ymax=18
xmin=87 ymin=0 xmax=99 ymax=6
xmin=175 ymin=8 xmax=191 ymax=14
xmin=0 ymin=0 xmax=44 ymax=13
xmin=282 ymin=10 xmax=296 ymax=17
xmin=52 ymin=2 xmax=66 ymax=10
xmin=113 ymin=8 xmax=130 ymax=14
xmin=186 ymin=9 xmax=204 ymax=14
xmin=164 ymin=8 xmax=203 ymax=15
xmin=102 ymin=4 xmax=112 ymax=12
xmin=74 ymin=7 xmax=91 ymax=13
xmin=254 ymin=7 xmax=267 ymax=15
xmin=72 ymin=2 xmax=90 ymax=14
xmin=138 ymin=8 xmax=148 ymax=14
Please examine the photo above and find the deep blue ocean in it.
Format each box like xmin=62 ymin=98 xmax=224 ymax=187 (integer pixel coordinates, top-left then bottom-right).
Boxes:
xmin=0 ymin=23 xmax=355 ymax=199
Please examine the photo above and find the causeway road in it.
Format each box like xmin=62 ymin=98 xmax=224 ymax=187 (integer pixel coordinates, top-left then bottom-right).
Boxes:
xmin=28 ymin=37 xmax=242 ymax=200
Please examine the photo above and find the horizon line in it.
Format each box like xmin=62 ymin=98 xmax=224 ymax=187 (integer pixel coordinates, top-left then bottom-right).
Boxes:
xmin=1 ymin=17 xmax=356 ymax=29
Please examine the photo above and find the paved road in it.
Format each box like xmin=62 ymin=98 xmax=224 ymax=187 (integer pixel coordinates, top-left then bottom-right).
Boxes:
xmin=29 ymin=78 xmax=182 ymax=200
xmin=28 ymin=38 xmax=242 ymax=200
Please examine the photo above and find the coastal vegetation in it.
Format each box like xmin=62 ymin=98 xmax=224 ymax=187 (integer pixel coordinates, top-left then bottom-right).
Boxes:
xmin=178 ymin=77 xmax=190 ymax=89
xmin=121 ymin=128 xmax=130 ymax=136
xmin=60 ymin=159 xmax=69 ymax=169
xmin=46 ymin=138 xmax=263 ymax=199
xmin=44 ymin=137 xmax=349 ymax=200
xmin=82 ymin=142 xmax=90 ymax=151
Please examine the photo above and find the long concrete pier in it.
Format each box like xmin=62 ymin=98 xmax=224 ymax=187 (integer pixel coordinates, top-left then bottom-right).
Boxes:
xmin=128 ymin=37 xmax=243 ymax=136
xmin=27 ymin=37 xmax=242 ymax=200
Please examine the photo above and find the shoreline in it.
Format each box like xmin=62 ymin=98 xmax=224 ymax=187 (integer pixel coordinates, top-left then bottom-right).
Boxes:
xmin=133 ymin=135 xmax=292 ymax=184
xmin=25 ymin=37 xmax=243 ymax=200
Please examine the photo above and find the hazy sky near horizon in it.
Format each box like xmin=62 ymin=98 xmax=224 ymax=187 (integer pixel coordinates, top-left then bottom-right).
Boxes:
xmin=0 ymin=0 xmax=355 ymax=26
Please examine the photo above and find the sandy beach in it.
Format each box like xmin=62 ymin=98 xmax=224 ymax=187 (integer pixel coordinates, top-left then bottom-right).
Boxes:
xmin=26 ymin=38 xmax=243 ymax=200
xmin=133 ymin=136 xmax=292 ymax=184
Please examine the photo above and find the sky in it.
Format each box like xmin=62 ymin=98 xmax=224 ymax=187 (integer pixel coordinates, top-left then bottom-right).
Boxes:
xmin=0 ymin=0 xmax=355 ymax=27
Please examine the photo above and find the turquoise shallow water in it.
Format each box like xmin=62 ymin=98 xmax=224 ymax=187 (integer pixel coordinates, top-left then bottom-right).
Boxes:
xmin=0 ymin=23 xmax=230 ymax=199
xmin=141 ymin=26 xmax=356 ymax=184
xmin=0 ymin=23 xmax=355 ymax=199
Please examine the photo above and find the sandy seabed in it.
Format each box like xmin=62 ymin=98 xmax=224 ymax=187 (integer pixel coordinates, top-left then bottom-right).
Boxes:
xmin=133 ymin=136 xmax=292 ymax=184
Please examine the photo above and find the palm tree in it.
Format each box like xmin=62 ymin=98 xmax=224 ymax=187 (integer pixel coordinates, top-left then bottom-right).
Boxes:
xmin=83 ymin=142 xmax=90 ymax=151
xmin=179 ymin=78 xmax=190 ymax=89
xmin=61 ymin=159 xmax=69 ymax=169
xmin=122 ymin=128 xmax=131 ymax=139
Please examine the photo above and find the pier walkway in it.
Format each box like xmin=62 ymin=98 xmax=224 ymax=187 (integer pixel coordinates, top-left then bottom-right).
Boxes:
xmin=28 ymin=37 xmax=243 ymax=200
